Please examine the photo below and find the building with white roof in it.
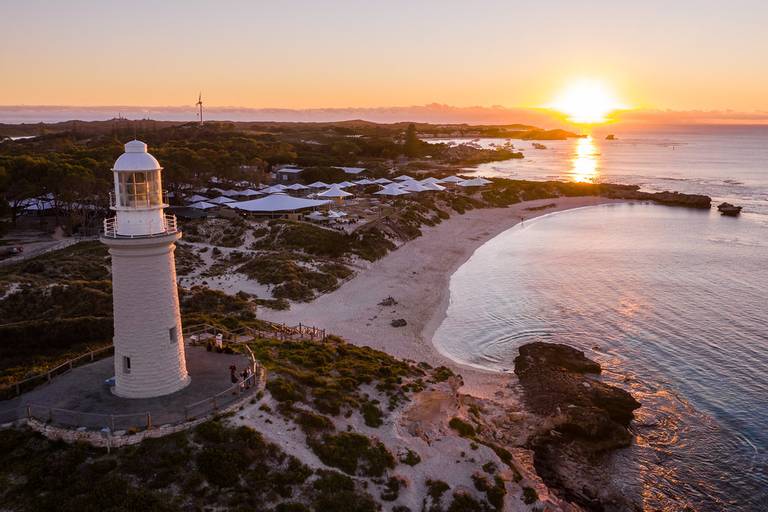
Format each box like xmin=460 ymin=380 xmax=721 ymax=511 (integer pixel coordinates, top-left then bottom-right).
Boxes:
xmin=275 ymin=166 xmax=305 ymax=183
xmin=230 ymin=193 xmax=331 ymax=217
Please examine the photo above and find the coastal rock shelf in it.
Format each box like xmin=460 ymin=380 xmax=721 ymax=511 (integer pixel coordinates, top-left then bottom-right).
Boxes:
xmin=514 ymin=342 xmax=641 ymax=511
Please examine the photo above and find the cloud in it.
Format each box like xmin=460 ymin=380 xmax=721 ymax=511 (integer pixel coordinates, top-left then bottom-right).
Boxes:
xmin=1 ymin=104 xmax=767 ymax=127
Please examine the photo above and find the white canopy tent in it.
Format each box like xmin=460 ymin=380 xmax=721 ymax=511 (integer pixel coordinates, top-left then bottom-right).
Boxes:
xmin=373 ymin=177 xmax=393 ymax=184
xmin=240 ymin=188 xmax=264 ymax=197
xmin=394 ymin=175 xmax=414 ymax=181
xmin=327 ymin=210 xmax=348 ymax=219
xmin=421 ymin=182 xmax=446 ymax=191
xmin=262 ymin=184 xmax=288 ymax=194
xmin=231 ymin=193 xmax=331 ymax=213
xmin=308 ymin=181 xmax=330 ymax=189
xmin=208 ymin=196 xmax=236 ymax=204
xmin=457 ymin=177 xmax=492 ymax=187
xmin=335 ymin=181 xmax=356 ymax=188
xmin=306 ymin=211 xmax=328 ymax=221
xmin=285 ymin=183 xmax=309 ymax=191
xmin=401 ymin=181 xmax=430 ymax=193
xmin=375 ymin=184 xmax=411 ymax=196
xmin=420 ymin=177 xmax=442 ymax=185
xmin=186 ymin=194 xmax=210 ymax=203
xmin=189 ymin=201 xmax=218 ymax=210
xmin=317 ymin=186 xmax=353 ymax=198
xmin=337 ymin=166 xmax=366 ymax=175
xmin=354 ymin=178 xmax=375 ymax=185
xmin=439 ymin=175 xmax=467 ymax=184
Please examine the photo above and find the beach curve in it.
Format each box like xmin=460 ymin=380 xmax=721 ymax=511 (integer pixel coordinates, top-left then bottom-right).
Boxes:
xmin=258 ymin=195 xmax=622 ymax=398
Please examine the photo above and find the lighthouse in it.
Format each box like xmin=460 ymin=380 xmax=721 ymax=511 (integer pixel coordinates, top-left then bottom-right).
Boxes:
xmin=101 ymin=140 xmax=190 ymax=398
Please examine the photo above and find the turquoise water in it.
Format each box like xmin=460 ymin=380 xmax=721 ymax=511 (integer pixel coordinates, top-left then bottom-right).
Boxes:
xmin=434 ymin=205 xmax=767 ymax=510
xmin=433 ymin=127 xmax=768 ymax=510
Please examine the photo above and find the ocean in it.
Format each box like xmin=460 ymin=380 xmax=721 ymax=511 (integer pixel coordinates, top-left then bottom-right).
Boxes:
xmin=431 ymin=126 xmax=768 ymax=511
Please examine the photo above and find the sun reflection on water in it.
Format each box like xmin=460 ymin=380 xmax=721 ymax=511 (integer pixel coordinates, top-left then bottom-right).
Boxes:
xmin=571 ymin=136 xmax=599 ymax=182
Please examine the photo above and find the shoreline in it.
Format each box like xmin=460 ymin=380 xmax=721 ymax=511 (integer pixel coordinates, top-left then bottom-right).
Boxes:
xmin=259 ymin=195 xmax=623 ymax=398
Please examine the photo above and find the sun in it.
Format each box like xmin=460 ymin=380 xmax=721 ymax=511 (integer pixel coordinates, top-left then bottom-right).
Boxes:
xmin=548 ymin=79 xmax=627 ymax=124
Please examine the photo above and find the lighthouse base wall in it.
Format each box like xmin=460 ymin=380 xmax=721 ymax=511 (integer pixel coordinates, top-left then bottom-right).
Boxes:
xmin=102 ymin=233 xmax=190 ymax=399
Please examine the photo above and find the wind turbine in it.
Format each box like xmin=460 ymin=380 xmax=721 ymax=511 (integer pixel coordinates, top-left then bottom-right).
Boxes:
xmin=196 ymin=92 xmax=203 ymax=126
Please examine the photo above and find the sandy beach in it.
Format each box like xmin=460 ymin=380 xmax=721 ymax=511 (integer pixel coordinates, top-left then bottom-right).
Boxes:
xmin=260 ymin=196 xmax=620 ymax=398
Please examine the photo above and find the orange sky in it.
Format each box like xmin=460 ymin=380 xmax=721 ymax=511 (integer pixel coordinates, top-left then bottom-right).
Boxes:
xmin=2 ymin=1 xmax=767 ymax=113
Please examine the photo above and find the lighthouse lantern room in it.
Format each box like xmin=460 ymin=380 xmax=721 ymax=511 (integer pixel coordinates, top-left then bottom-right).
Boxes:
xmin=101 ymin=140 xmax=190 ymax=398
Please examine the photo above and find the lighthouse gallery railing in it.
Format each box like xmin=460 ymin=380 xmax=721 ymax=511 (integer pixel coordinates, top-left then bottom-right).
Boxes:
xmin=102 ymin=214 xmax=178 ymax=238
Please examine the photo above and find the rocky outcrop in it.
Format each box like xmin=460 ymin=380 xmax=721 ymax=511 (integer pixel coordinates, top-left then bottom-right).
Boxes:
xmin=600 ymin=184 xmax=712 ymax=209
xmin=514 ymin=342 xmax=641 ymax=511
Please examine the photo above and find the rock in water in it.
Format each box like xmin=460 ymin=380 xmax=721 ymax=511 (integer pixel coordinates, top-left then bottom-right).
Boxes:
xmin=515 ymin=342 xmax=642 ymax=511
xmin=390 ymin=318 xmax=407 ymax=327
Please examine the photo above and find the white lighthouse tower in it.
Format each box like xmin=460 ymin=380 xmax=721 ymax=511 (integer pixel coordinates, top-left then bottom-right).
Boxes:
xmin=101 ymin=140 xmax=190 ymax=398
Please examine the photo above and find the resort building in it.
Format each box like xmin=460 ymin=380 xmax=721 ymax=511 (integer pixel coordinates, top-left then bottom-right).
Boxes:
xmin=274 ymin=166 xmax=305 ymax=183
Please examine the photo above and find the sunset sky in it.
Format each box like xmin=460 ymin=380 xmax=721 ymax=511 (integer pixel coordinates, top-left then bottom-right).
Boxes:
xmin=2 ymin=0 xmax=767 ymax=114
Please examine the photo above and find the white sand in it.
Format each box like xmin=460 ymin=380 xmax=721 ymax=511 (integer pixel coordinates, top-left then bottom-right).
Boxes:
xmin=259 ymin=196 xmax=620 ymax=398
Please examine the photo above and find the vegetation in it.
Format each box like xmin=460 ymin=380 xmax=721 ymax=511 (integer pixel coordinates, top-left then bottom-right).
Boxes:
xmin=308 ymin=432 xmax=394 ymax=477
xmin=472 ymin=473 xmax=507 ymax=511
xmin=522 ymin=486 xmax=539 ymax=505
xmin=0 ymin=420 xmax=384 ymax=512
xmin=448 ymin=417 xmax=476 ymax=438
xmin=251 ymin=336 xmax=423 ymax=419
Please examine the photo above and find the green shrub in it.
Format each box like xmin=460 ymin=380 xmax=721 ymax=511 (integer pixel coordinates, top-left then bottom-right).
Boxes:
xmin=275 ymin=503 xmax=310 ymax=512
xmin=309 ymin=432 xmax=394 ymax=477
xmin=360 ymin=401 xmax=383 ymax=428
xmin=522 ymin=486 xmax=538 ymax=504
xmin=446 ymin=491 xmax=493 ymax=512
xmin=312 ymin=469 xmax=355 ymax=493
xmin=400 ymin=449 xmax=421 ymax=466
xmin=381 ymin=475 xmax=405 ymax=501
xmin=431 ymin=366 xmax=455 ymax=383
xmin=472 ymin=474 xmax=505 ymax=511
xmin=196 ymin=445 xmax=246 ymax=488
xmin=426 ymin=479 xmax=450 ymax=502
xmin=295 ymin=411 xmax=335 ymax=435
xmin=448 ymin=417 xmax=476 ymax=438
xmin=267 ymin=377 xmax=305 ymax=402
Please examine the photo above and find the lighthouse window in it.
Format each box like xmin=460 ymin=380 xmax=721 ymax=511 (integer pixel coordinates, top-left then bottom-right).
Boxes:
xmin=122 ymin=356 xmax=131 ymax=374
xmin=169 ymin=326 xmax=178 ymax=344
xmin=117 ymin=171 xmax=162 ymax=208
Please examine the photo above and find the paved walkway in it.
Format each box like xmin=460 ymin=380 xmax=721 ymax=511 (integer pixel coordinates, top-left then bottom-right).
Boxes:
xmin=1 ymin=345 xmax=251 ymax=429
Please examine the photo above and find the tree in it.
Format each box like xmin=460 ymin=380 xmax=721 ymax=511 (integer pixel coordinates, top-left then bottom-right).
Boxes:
xmin=403 ymin=123 xmax=420 ymax=157
xmin=0 ymin=156 xmax=48 ymax=223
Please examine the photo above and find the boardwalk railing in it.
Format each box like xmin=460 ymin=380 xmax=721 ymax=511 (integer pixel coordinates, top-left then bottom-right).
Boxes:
xmin=1 ymin=319 xmax=325 ymax=402
xmin=183 ymin=320 xmax=326 ymax=344
xmin=0 ymin=345 xmax=114 ymax=400
xmin=3 ymin=344 xmax=264 ymax=432
xmin=1 ymin=320 xmax=324 ymax=432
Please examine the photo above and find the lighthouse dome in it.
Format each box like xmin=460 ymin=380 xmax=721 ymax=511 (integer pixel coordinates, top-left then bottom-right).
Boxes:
xmin=113 ymin=140 xmax=162 ymax=172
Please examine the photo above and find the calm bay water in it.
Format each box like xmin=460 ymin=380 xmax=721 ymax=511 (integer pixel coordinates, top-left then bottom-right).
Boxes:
xmin=432 ymin=126 xmax=768 ymax=511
